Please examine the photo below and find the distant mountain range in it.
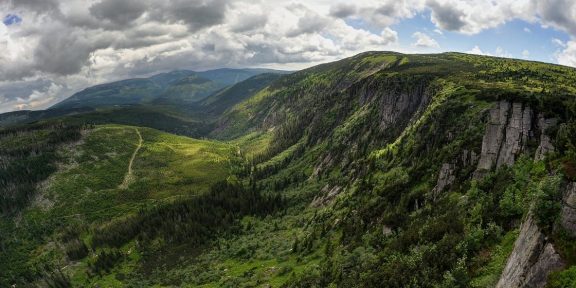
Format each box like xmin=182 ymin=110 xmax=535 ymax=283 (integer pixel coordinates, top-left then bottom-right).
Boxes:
xmin=50 ymin=68 xmax=290 ymax=110
xmin=0 ymin=68 xmax=289 ymax=133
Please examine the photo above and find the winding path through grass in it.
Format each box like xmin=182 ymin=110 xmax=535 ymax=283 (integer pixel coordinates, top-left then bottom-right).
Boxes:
xmin=120 ymin=128 xmax=143 ymax=189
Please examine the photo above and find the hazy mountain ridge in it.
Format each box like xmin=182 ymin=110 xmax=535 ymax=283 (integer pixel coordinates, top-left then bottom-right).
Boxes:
xmin=2 ymin=52 xmax=576 ymax=287
xmin=48 ymin=68 xmax=289 ymax=111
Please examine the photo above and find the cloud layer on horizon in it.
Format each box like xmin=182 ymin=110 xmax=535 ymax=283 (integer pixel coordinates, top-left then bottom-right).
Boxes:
xmin=1 ymin=0 xmax=576 ymax=113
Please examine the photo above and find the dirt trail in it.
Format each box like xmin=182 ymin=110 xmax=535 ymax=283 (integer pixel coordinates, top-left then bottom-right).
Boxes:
xmin=120 ymin=128 xmax=143 ymax=189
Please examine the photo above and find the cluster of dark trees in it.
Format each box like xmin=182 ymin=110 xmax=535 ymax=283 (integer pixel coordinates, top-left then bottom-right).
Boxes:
xmin=0 ymin=123 xmax=86 ymax=215
xmin=64 ymin=238 xmax=89 ymax=261
xmin=42 ymin=269 xmax=72 ymax=288
xmin=251 ymin=144 xmax=305 ymax=180
xmin=87 ymin=249 xmax=124 ymax=277
xmin=91 ymin=181 xmax=283 ymax=252
xmin=476 ymin=67 xmax=555 ymax=82
xmin=269 ymin=172 xmax=308 ymax=192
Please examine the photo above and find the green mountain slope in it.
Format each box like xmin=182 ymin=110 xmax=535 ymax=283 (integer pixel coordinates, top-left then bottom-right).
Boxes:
xmin=51 ymin=78 xmax=162 ymax=110
xmin=1 ymin=69 xmax=288 ymax=136
xmin=197 ymin=68 xmax=290 ymax=86
xmin=2 ymin=52 xmax=576 ymax=287
xmin=154 ymin=74 xmax=224 ymax=104
xmin=50 ymin=68 xmax=288 ymax=111
xmin=201 ymin=73 xmax=283 ymax=114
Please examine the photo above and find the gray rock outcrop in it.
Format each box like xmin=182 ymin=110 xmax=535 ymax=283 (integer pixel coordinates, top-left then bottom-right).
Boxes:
xmin=534 ymin=114 xmax=557 ymax=161
xmin=497 ymin=103 xmax=533 ymax=167
xmin=432 ymin=163 xmax=455 ymax=200
xmin=496 ymin=213 xmax=565 ymax=288
xmin=561 ymin=182 xmax=576 ymax=236
xmin=475 ymin=101 xmax=533 ymax=177
xmin=461 ymin=149 xmax=479 ymax=167
xmin=357 ymin=76 xmax=432 ymax=133
xmin=476 ymin=101 xmax=510 ymax=173
xmin=522 ymin=242 xmax=566 ymax=288
xmin=311 ymin=185 xmax=342 ymax=207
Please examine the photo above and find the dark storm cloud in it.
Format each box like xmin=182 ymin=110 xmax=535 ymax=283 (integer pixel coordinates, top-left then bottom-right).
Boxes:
xmin=375 ymin=3 xmax=400 ymax=17
xmin=329 ymin=3 xmax=357 ymax=18
xmin=150 ymin=0 xmax=229 ymax=32
xmin=89 ymin=0 xmax=147 ymax=27
xmin=427 ymin=0 xmax=466 ymax=31
xmin=286 ymin=12 xmax=329 ymax=37
xmin=33 ymin=27 xmax=113 ymax=76
xmin=10 ymin=0 xmax=59 ymax=13
xmin=230 ymin=13 xmax=268 ymax=32
xmin=0 ymin=79 xmax=52 ymax=102
xmin=534 ymin=0 xmax=576 ymax=36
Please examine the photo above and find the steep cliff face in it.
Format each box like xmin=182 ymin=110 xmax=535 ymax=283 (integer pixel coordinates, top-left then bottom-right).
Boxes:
xmin=561 ymin=182 xmax=576 ymax=236
xmin=470 ymin=100 xmax=570 ymax=287
xmin=535 ymin=115 xmax=557 ymax=161
xmin=496 ymin=213 xmax=565 ymax=288
xmin=355 ymin=76 xmax=432 ymax=133
xmin=431 ymin=163 xmax=455 ymax=200
xmin=491 ymin=175 xmax=576 ymax=287
xmin=475 ymin=101 xmax=533 ymax=177
xmin=474 ymin=100 xmax=559 ymax=178
xmin=498 ymin=180 xmax=575 ymax=288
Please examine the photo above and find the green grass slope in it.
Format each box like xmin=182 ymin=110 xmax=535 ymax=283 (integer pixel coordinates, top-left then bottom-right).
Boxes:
xmin=0 ymin=124 xmax=242 ymax=287
xmin=201 ymin=73 xmax=283 ymax=115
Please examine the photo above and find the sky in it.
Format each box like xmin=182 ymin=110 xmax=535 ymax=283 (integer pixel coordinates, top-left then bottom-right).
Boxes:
xmin=1 ymin=0 xmax=576 ymax=113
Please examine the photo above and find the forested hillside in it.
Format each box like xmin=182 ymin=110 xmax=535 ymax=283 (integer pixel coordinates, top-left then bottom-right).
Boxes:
xmin=2 ymin=52 xmax=576 ymax=287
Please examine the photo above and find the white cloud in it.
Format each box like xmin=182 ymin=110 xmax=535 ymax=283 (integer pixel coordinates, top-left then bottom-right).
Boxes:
xmin=467 ymin=45 xmax=490 ymax=56
xmin=0 ymin=82 xmax=65 ymax=113
xmin=552 ymin=38 xmax=567 ymax=47
xmin=427 ymin=0 xmax=524 ymax=35
xmin=522 ymin=49 xmax=530 ymax=58
xmin=523 ymin=27 xmax=531 ymax=33
xmin=412 ymin=32 xmax=439 ymax=48
xmin=466 ymin=46 xmax=513 ymax=58
xmin=495 ymin=46 xmax=513 ymax=58
xmin=557 ymin=40 xmax=576 ymax=67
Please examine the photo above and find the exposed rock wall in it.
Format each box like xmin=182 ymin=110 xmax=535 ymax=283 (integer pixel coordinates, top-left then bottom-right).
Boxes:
xmin=496 ymin=213 xmax=565 ymax=288
xmin=475 ymin=101 xmax=534 ymax=177
xmin=461 ymin=149 xmax=479 ymax=167
xmin=356 ymin=77 xmax=432 ymax=133
xmin=497 ymin=102 xmax=533 ymax=167
xmin=561 ymin=182 xmax=576 ymax=236
xmin=535 ymin=115 xmax=557 ymax=161
xmin=522 ymin=242 xmax=566 ymax=288
xmin=475 ymin=101 xmax=570 ymax=287
xmin=476 ymin=101 xmax=510 ymax=173
xmin=310 ymin=185 xmax=342 ymax=208
xmin=431 ymin=163 xmax=455 ymax=200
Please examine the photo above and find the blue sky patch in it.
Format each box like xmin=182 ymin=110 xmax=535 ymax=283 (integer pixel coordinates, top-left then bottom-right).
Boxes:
xmin=3 ymin=14 xmax=22 ymax=26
